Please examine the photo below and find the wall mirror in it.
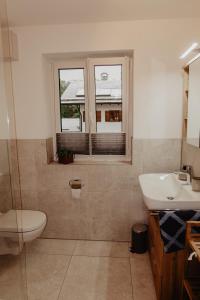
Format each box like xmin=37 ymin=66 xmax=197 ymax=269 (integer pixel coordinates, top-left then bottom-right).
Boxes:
xmin=184 ymin=57 xmax=200 ymax=148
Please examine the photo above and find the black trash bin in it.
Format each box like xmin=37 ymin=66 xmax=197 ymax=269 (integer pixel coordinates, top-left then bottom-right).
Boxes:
xmin=130 ymin=223 xmax=148 ymax=254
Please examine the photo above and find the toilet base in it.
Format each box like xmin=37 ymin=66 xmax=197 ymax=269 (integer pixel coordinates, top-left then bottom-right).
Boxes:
xmin=0 ymin=209 xmax=47 ymax=255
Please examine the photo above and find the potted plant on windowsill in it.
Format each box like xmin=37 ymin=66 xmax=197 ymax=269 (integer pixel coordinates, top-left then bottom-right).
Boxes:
xmin=57 ymin=148 xmax=74 ymax=164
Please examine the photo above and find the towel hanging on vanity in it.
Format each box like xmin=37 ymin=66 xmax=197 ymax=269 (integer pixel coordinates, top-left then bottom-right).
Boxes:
xmin=158 ymin=210 xmax=200 ymax=253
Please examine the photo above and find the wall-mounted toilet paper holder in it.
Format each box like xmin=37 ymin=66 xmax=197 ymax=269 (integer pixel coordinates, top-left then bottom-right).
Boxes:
xmin=69 ymin=179 xmax=83 ymax=189
xmin=69 ymin=179 xmax=83 ymax=199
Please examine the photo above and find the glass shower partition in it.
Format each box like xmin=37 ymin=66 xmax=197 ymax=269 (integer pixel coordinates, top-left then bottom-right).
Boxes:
xmin=0 ymin=0 xmax=28 ymax=299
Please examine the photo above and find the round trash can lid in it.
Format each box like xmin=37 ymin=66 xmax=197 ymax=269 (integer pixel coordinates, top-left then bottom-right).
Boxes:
xmin=133 ymin=223 xmax=147 ymax=233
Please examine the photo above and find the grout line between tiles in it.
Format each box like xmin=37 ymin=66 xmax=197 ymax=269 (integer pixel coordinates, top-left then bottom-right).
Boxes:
xmin=27 ymin=238 xmax=131 ymax=257
xmin=57 ymin=254 xmax=133 ymax=300
xmin=72 ymin=254 xmax=130 ymax=259
xmin=26 ymin=252 xmax=72 ymax=257
xmin=26 ymin=251 xmax=130 ymax=258
xmin=40 ymin=237 xmax=131 ymax=243
xmin=129 ymin=255 xmax=135 ymax=300
xmin=56 ymin=255 xmax=73 ymax=300
xmin=71 ymin=240 xmax=78 ymax=256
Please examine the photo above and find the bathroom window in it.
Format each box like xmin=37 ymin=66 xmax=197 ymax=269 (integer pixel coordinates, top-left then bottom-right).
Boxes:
xmin=54 ymin=56 xmax=132 ymax=161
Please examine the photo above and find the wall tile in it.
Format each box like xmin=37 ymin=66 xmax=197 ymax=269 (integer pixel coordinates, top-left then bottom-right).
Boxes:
xmin=0 ymin=139 xmax=23 ymax=211
xmin=142 ymin=139 xmax=181 ymax=173
xmin=182 ymin=141 xmax=200 ymax=176
xmin=18 ymin=138 xmax=181 ymax=241
xmin=46 ymin=138 xmax=54 ymax=164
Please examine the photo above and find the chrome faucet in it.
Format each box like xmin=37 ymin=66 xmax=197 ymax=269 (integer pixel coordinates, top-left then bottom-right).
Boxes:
xmin=182 ymin=165 xmax=193 ymax=182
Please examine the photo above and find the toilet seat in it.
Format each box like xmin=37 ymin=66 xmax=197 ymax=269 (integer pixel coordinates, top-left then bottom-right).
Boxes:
xmin=0 ymin=210 xmax=47 ymax=233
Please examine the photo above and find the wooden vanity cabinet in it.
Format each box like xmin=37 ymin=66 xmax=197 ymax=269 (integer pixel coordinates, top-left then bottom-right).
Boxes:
xmin=148 ymin=213 xmax=186 ymax=300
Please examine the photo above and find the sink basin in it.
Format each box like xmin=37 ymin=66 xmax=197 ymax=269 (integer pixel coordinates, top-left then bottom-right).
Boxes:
xmin=139 ymin=173 xmax=200 ymax=210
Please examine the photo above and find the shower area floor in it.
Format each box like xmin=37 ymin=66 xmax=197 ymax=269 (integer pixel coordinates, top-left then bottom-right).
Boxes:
xmin=0 ymin=239 xmax=156 ymax=300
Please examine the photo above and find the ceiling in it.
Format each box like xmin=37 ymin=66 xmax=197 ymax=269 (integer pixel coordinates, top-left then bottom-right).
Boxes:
xmin=6 ymin=0 xmax=200 ymax=27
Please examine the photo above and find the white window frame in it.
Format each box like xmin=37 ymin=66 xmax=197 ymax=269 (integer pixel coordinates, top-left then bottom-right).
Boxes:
xmin=53 ymin=56 xmax=132 ymax=163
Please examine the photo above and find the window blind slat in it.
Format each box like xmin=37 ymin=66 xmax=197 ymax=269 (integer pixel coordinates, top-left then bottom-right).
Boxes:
xmin=57 ymin=133 xmax=89 ymax=155
xmin=91 ymin=133 xmax=126 ymax=155
xmin=57 ymin=133 xmax=126 ymax=155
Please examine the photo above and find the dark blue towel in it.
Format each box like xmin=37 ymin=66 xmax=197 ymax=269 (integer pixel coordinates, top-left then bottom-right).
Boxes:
xmin=158 ymin=210 xmax=200 ymax=253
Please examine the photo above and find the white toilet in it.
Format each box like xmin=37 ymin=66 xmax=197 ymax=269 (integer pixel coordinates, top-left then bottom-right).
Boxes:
xmin=0 ymin=210 xmax=47 ymax=255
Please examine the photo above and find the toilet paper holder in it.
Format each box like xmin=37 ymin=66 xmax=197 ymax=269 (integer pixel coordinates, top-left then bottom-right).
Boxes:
xmin=69 ymin=179 xmax=83 ymax=199
xmin=69 ymin=179 xmax=83 ymax=189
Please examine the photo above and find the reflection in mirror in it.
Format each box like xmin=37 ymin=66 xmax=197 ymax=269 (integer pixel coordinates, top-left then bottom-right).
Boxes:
xmin=187 ymin=58 xmax=200 ymax=148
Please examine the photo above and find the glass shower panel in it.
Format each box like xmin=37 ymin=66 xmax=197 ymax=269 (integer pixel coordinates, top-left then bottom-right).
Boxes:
xmin=0 ymin=0 xmax=28 ymax=299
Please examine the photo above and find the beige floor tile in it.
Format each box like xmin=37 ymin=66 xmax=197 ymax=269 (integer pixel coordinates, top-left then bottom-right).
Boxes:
xmin=26 ymin=253 xmax=71 ymax=300
xmin=74 ymin=240 xmax=130 ymax=258
xmin=26 ymin=238 xmax=77 ymax=255
xmin=58 ymin=256 xmax=133 ymax=300
xmin=0 ymin=241 xmax=157 ymax=300
xmin=130 ymin=253 xmax=156 ymax=300
xmin=0 ymin=254 xmax=28 ymax=300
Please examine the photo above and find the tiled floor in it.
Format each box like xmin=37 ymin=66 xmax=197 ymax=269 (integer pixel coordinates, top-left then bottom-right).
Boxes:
xmin=0 ymin=239 xmax=156 ymax=300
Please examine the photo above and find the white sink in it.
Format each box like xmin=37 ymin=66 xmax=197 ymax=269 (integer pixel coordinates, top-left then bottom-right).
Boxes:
xmin=139 ymin=173 xmax=200 ymax=210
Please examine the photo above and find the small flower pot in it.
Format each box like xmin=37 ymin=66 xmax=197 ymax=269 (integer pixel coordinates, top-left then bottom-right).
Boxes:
xmin=58 ymin=153 xmax=74 ymax=164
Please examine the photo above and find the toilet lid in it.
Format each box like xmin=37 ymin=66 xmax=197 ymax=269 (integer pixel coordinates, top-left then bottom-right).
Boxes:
xmin=0 ymin=210 xmax=47 ymax=233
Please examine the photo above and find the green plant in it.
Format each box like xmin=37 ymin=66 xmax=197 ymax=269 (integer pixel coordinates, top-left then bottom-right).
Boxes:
xmin=57 ymin=148 xmax=73 ymax=158
xmin=60 ymin=104 xmax=81 ymax=118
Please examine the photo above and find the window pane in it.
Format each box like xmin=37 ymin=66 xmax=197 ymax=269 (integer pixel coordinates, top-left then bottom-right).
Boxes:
xmin=83 ymin=111 xmax=101 ymax=123
xmin=94 ymin=65 xmax=122 ymax=133
xmin=59 ymin=68 xmax=85 ymax=132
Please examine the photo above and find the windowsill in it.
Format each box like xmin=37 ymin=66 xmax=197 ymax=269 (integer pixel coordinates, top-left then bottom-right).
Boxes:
xmin=48 ymin=158 xmax=132 ymax=166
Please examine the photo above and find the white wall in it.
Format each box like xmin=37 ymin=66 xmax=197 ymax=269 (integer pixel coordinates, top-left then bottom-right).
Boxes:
xmin=187 ymin=58 xmax=200 ymax=147
xmin=11 ymin=19 xmax=200 ymax=139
